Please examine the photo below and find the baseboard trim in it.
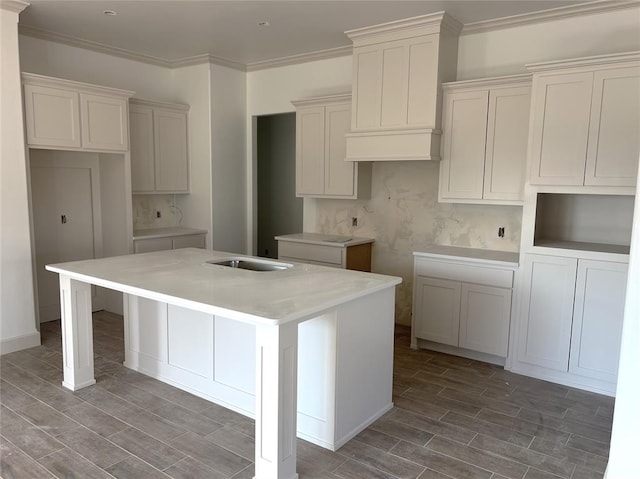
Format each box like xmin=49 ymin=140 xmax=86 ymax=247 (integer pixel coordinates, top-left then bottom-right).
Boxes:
xmin=0 ymin=331 xmax=41 ymax=355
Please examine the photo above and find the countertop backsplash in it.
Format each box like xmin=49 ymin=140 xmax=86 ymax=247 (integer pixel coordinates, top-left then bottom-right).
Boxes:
xmin=133 ymin=194 xmax=181 ymax=230
xmin=315 ymin=161 xmax=522 ymax=325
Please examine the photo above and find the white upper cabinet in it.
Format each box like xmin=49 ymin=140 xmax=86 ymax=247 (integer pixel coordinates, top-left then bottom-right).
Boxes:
xmin=22 ymin=73 xmax=133 ymax=152
xmin=130 ymin=99 xmax=190 ymax=194
xmin=528 ymin=53 xmax=640 ymax=187
xmin=585 ymin=67 xmax=640 ymax=186
xmin=439 ymin=75 xmax=531 ymax=204
xmin=293 ymin=94 xmax=371 ymax=199
xmin=344 ymin=13 xmax=461 ymax=161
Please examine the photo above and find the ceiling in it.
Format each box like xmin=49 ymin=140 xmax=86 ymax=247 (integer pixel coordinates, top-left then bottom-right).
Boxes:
xmin=19 ymin=0 xmax=598 ymax=67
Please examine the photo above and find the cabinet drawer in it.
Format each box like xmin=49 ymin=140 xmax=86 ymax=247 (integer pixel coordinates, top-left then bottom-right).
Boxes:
xmin=415 ymin=259 xmax=513 ymax=288
xmin=278 ymin=241 xmax=343 ymax=265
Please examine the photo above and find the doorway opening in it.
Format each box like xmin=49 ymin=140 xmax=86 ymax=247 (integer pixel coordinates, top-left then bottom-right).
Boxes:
xmin=256 ymin=113 xmax=302 ymax=259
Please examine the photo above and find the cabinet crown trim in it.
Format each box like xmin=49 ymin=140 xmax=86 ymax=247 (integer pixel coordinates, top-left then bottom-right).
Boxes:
xmin=291 ymin=93 xmax=351 ymax=107
xmin=442 ymin=74 xmax=532 ymax=91
xmin=526 ymin=51 xmax=640 ymax=72
xmin=345 ymin=11 xmax=462 ymax=45
xmin=21 ymin=72 xmax=134 ymax=98
xmin=130 ymin=98 xmax=190 ymax=111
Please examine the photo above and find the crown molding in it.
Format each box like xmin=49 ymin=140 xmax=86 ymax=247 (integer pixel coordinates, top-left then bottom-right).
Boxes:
xmin=171 ymin=53 xmax=246 ymax=71
xmin=17 ymin=1 xmax=640 ymax=73
xmin=1 ymin=0 xmax=29 ymax=14
xmin=291 ymin=93 xmax=351 ymax=107
xmin=18 ymin=24 xmax=173 ymax=67
xmin=461 ymin=0 xmax=640 ymax=35
xmin=246 ymin=45 xmax=352 ymax=72
xmin=442 ymin=73 xmax=532 ymax=91
xmin=526 ymin=50 xmax=640 ymax=72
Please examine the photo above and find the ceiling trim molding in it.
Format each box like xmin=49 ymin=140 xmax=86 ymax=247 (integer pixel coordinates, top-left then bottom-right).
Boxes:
xmin=461 ymin=0 xmax=640 ymax=35
xmin=18 ymin=24 xmax=173 ymax=67
xmin=17 ymin=1 xmax=638 ymax=72
xmin=1 ymin=0 xmax=29 ymax=14
xmin=171 ymin=53 xmax=246 ymax=71
xmin=246 ymin=45 xmax=352 ymax=72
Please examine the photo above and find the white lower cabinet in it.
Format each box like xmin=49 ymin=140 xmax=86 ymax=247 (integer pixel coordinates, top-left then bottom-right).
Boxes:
xmin=413 ymin=276 xmax=461 ymax=347
xmin=517 ymin=253 xmax=627 ymax=390
xmin=569 ymin=259 xmax=628 ymax=382
xmin=133 ymin=233 xmax=205 ymax=253
xmin=411 ymin=250 xmax=517 ymax=361
xmin=460 ymin=283 xmax=512 ymax=357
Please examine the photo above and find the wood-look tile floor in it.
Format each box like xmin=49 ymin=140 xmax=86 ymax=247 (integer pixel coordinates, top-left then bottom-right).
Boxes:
xmin=0 ymin=312 xmax=613 ymax=478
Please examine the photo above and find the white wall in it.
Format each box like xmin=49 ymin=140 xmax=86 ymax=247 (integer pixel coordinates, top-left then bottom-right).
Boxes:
xmin=606 ymin=158 xmax=640 ymax=479
xmin=210 ymin=63 xmax=247 ymax=253
xmin=0 ymin=0 xmax=40 ymax=354
xmin=457 ymin=7 xmax=640 ymax=80
xmin=19 ymin=35 xmax=175 ymax=101
xmin=246 ymin=55 xmax=353 ymax=253
xmin=172 ymin=63 xmax=214 ymax=248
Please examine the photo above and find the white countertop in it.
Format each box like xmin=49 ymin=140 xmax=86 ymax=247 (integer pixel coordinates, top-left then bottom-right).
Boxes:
xmin=414 ymin=245 xmax=519 ymax=267
xmin=275 ymin=232 xmax=374 ymax=247
xmin=46 ymin=249 xmax=401 ymax=325
xmin=133 ymin=227 xmax=208 ymax=241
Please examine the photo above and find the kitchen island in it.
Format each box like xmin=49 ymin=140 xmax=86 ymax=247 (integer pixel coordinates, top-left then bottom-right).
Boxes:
xmin=46 ymin=248 xmax=401 ymax=479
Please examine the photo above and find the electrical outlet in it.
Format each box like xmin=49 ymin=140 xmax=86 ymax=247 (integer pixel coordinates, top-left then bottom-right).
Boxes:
xmin=352 ymin=217 xmax=358 ymax=227
xmin=498 ymin=226 xmax=505 ymax=238
xmin=156 ymin=210 xmax=161 ymax=218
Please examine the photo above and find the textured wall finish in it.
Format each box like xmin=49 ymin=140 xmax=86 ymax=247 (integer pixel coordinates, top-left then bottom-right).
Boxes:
xmin=315 ymin=161 xmax=522 ymax=325
xmin=132 ymin=195 xmax=181 ymax=230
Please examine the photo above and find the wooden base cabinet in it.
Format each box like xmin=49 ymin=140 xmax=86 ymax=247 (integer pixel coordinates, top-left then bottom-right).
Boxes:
xmin=516 ymin=253 xmax=628 ymax=392
xmin=411 ymin=250 xmax=517 ymax=361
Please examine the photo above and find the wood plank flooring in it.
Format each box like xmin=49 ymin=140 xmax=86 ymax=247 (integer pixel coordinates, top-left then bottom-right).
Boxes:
xmin=0 ymin=312 xmax=612 ymax=478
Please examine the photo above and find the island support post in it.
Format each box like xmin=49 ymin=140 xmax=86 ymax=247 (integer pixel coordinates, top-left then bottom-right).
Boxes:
xmin=58 ymin=274 xmax=96 ymax=390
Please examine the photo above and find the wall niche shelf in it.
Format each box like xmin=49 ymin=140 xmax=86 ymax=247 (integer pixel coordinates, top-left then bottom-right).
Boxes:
xmin=533 ymin=193 xmax=634 ymax=256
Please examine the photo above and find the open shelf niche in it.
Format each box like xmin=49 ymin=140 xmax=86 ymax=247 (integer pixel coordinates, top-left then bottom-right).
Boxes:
xmin=534 ymin=193 xmax=634 ymax=255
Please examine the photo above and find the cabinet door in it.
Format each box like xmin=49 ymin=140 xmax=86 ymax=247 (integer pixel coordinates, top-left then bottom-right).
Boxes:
xmin=23 ymin=84 xmax=81 ymax=148
xmin=585 ymin=67 xmax=640 ymax=186
xmin=296 ymin=106 xmax=325 ymax=195
xmin=129 ymin=104 xmax=155 ymax=193
xmin=517 ymin=254 xmax=577 ymax=371
xmin=80 ymin=93 xmax=129 ymax=151
xmin=172 ymin=234 xmax=206 ymax=249
xmin=439 ymin=89 xmax=488 ymax=200
xmin=324 ymin=103 xmax=355 ymax=196
xmin=529 ymin=72 xmax=593 ymax=185
xmin=154 ymin=108 xmax=189 ymax=192
xmin=413 ymin=276 xmax=461 ymax=346
xmin=459 ymin=284 xmax=511 ymax=357
xmin=352 ymin=44 xmax=383 ymax=130
xmin=483 ymin=86 xmax=531 ymax=201
xmin=569 ymin=260 xmax=627 ymax=382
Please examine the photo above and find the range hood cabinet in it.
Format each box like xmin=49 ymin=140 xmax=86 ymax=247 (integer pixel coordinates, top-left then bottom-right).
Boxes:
xmin=345 ymin=12 xmax=461 ymax=162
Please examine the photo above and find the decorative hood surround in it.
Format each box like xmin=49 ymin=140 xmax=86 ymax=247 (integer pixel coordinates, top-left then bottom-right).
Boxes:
xmin=345 ymin=12 xmax=462 ymax=162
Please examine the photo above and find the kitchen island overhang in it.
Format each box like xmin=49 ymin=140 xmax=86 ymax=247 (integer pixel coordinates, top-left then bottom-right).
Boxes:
xmin=46 ymin=248 xmax=402 ymax=479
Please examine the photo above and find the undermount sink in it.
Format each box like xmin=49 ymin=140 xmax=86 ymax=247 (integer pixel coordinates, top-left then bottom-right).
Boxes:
xmin=205 ymin=257 xmax=292 ymax=272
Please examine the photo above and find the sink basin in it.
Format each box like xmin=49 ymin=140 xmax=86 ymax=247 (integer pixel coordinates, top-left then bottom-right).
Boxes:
xmin=205 ymin=257 xmax=292 ymax=272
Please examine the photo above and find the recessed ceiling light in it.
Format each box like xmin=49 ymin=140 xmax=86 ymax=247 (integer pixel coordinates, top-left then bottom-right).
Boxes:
xmin=103 ymin=10 xmax=117 ymax=16
xmin=258 ymin=20 xmax=270 ymax=27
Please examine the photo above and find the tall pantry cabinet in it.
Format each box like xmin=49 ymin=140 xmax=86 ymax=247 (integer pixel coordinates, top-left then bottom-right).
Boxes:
xmin=511 ymin=51 xmax=639 ymax=396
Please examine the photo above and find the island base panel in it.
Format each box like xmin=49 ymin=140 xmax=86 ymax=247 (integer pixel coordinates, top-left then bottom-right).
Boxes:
xmin=121 ymin=287 xmax=396 ymax=451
